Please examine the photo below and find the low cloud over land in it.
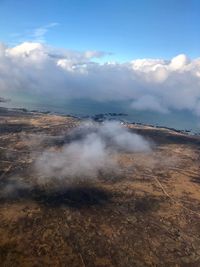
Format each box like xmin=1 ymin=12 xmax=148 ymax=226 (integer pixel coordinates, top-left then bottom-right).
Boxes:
xmin=35 ymin=121 xmax=151 ymax=182
xmin=1 ymin=42 xmax=200 ymax=115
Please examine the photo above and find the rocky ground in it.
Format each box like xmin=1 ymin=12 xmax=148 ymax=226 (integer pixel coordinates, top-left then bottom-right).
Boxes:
xmin=0 ymin=107 xmax=200 ymax=267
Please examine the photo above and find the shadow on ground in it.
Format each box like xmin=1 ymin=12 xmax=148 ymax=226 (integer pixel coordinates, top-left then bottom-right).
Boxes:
xmin=0 ymin=123 xmax=35 ymax=134
xmin=0 ymin=180 xmax=111 ymax=209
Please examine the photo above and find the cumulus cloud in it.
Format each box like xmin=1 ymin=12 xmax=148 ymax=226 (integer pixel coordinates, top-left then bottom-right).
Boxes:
xmin=35 ymin=121 xmax=151 ymax=182
xmin=1 ymin=42 xmax=200 ymax=115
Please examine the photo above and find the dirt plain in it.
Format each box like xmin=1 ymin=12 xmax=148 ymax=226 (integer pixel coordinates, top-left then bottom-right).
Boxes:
xmin=0 ymin=107 xmax=200 ymax=267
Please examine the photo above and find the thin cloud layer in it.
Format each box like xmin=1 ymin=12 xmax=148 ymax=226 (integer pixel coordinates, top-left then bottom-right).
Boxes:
xmin=0 ymin=42 xmax=200 ymax=115
xmin=35 ymin=121 xmax=151 ymax=182
xmin=10 ymin=23 xmax=60 ymax=44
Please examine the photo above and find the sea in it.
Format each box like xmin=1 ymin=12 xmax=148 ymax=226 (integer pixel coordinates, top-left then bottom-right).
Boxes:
xmin=1 ymin=98 xmax=200 ymax=134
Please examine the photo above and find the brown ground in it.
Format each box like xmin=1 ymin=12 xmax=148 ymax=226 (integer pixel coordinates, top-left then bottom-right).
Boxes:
xmin=0 ymin=108 xmax=200 ymax=267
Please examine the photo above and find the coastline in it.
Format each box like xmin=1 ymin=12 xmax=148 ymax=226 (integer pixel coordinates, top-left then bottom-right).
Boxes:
xmin=0 ymin=105 xmax=198 ymax=136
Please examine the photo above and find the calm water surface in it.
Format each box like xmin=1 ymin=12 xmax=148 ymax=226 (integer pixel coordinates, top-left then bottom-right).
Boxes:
xmin=2 ymin=99 xmax=200 ymax=133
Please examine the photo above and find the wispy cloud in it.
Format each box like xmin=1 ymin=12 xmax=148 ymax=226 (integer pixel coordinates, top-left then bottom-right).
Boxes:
xmin=31 ymin=22 xmax=59 ymax=42
xmin=35 ymin=121 xmax=151 ymax=182
xmin=10 ymin=22 xmax=59 ymax=44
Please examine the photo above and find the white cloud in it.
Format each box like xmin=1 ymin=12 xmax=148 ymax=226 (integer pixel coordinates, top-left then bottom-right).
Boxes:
xmin=169 ymin=54 xmax=189 ymax=71
xmin=35 ymin=121 xmax=151 ymax=182
xmin=1 ymin=41 xmax=200 ymax=115
xmin=131 ymin=95 xmax=169 ymax=113
xmin=32 ymin=23 xmax=59 ymax=43
xmin=10 ymin=23 xmax=59 ymax=44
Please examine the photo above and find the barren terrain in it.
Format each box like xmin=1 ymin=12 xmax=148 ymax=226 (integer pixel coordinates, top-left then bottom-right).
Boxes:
xmin=0 ymin=107 xmax=200 ymax=267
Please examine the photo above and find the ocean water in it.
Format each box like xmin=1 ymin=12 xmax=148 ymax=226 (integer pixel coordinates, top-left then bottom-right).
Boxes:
xmin=2 ymin=99 xmax=200 ymax=133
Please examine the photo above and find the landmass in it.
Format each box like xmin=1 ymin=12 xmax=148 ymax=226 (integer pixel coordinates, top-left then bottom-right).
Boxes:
xmin=0 ymin=107 xmax=200 ymax=267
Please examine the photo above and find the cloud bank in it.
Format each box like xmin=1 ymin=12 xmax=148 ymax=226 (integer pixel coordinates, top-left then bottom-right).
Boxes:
xmin=35 ymin=121 xmax=151 ymax=182
xmin=1 ymin=42 xmax=200 ymax=115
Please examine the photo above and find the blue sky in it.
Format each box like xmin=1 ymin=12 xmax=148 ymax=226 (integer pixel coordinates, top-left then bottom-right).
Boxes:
xmin=0 ymin=0 xmax=200 ymax=61
xmin=1 ymin=0 xmax=200 ymax=130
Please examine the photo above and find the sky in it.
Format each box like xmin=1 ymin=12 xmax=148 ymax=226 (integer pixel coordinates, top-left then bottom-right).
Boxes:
xmin=0 ymin=0 xmax=200 ymax=127
xmin=0 ymin=0 xmax=200 ymax=61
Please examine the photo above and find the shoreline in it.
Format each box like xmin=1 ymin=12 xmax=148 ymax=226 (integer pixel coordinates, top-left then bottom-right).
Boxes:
xmin=1 ymin=105 xmax=198 ymax=136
